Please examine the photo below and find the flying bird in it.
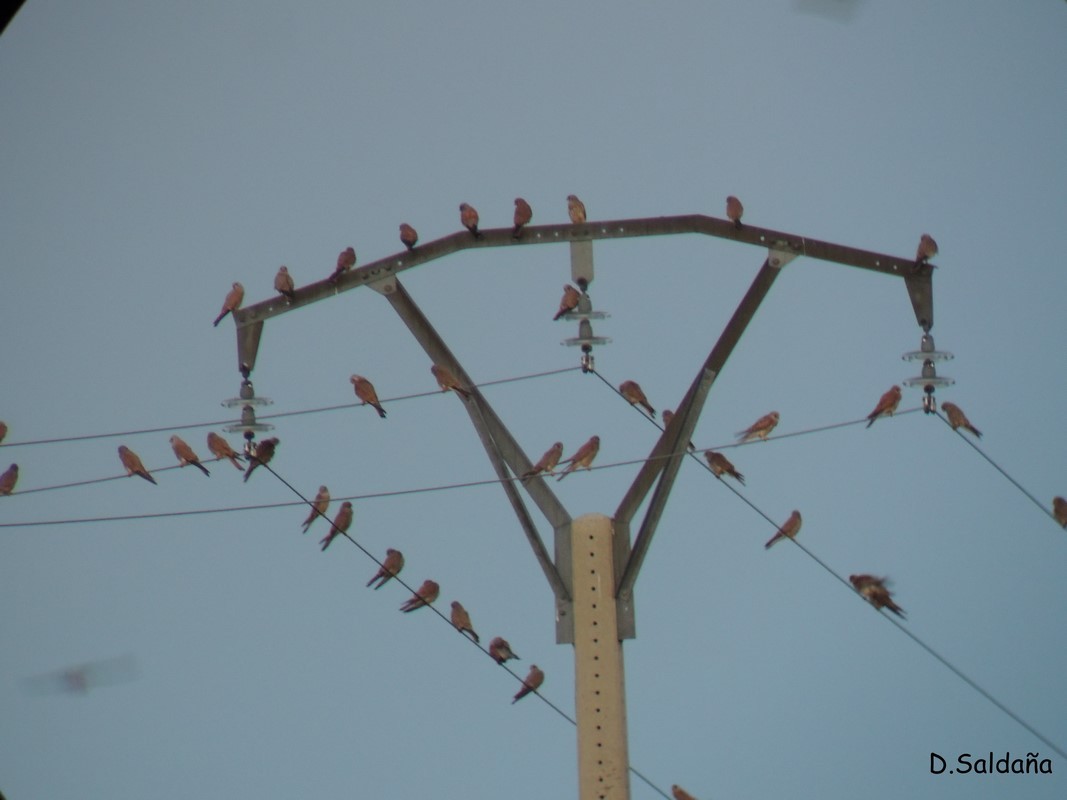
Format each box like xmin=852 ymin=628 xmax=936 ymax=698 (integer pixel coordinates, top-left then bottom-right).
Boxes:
xmin=212 ymin=282 xmax=244 ymax=327
xmin=704 ymin=450 xmax=745 ymax=485
xmin=1053 ymin=496 xmax=1067 ymax=528
xmin=274 ymin=266 xmax=295 ymax=301
xmin=431 ymin=364 xmax=471 ymax=399
xmin=350 ymin=375 xmax=387 ymax=418
xmin=662 ymin=409 xmax=696 ymax=452
xmin=865 ymin=385 xmax=902 ymax=428
xmin=567 ymin=194 xmax=587 ymax=224
xmin=243 ymin=437 xmax=279 ymax=483
xmin=619 ymin=380 xmax=656 ymax=418
xmin=512 ymin=197 xmax=533 ymax=238
xmin=319 ymin=500 xmax=353 ymax=551
xmin=764 ymin=509 xmax=802 ymax=549
xmin=207 ymin=432 xmax=243 ymax=470
xmin=118 ymin=445 xmax=156 ymax=485
xmin=557 ymin=435 xmax=600 ymax=481
xmin=554 ymin=284 xmax=582 ymax=321
xmin=399 ymin=223 xmax=418 ymax=250
xmin=672 ymin=786 xmax=699 ymax=800
xmin=512 ymin=664 xmax=545 ymax=704
xmin=489 ymin=636 xmax=520 ymax=664
xmin=0 ymin=463 xmax=17 ymax=495
xmin=169 ymin=435 xmax=210 ymax=476
xmin=522 ymin=441 xmax=564 ymax=482
xmin=915 ymin=233 xmax=938 ymax=265
xmin=450 ymin=601 xmax=479 ymax=643
xmin=330 ymin=246 xmax=356 ymax=284
xmin=0 ymin=420 xmax=8 ymax=444
xmin=736 ymin=411 xmax=779 ymax=442
xmin=301 ymin=485 xmax=330 ymax=533
xmin=850 ymin=574 xmax=906 ymax=618
xmin=726 ymin=195 xmax=744 ymax=229
xmin=459 ymin=203 xmax=481 ymax=238
xmin=366 ymin=548 xmax=404 ymax=589
xmin=400 ymin=579 xmax=440 ymax=613
xmin=940 ymin=401 xmax=981 ymax=438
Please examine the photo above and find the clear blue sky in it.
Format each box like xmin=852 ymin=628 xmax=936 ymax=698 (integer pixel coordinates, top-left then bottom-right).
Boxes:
xmin=2 ymin=2 xmax=1066 ymax=798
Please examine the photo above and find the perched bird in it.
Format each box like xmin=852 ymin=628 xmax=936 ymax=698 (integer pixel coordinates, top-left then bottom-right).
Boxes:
xmin=366 ymin=548 xmax=404 ymax=589
xmin=400 ymin=579 xmax=440 ymax=613
xmin=672 ymin=786 xmax=698 ymax=800
xmin=431 ymin=363 xmax=471 ymax=399
xmin=619 ymin=380 xmax=656 ymax=418
xmin=459 ymin=203 xmax=481 ymax=238
xmin=0 ymin=463 xmax=18 ymax=495
xmin=941 ymin=401 xmax=981 ymax=438
xmin=567 ymin=194 xmax=587 ymax=224
xmin=330 ymin=246 xmax=356 ymax=284
xmin=399 ymin=223 xmax=418 ymax=250
xmin=513 ymin=197 xmax=533 ymax=239
xmin=662 ymin=409 xmax=696 ymax=452
xmin=1053 ymin=496 xmax=1067 ymax=528
xmin=0 ymin=420 xmax=8 ymax=444
xmin=207 ymin=432 xmax=243 ymax=470
xmin=850 ymin=574 xmax=906 ymax=618
xmin=512 ymin=664 xmax=545 ymax=704
xmin=212 ymin=282 xmax=244 ymax=327
xmin=319 ymin=500 xmax=353 ymax=551
xmin=118 ymin=445 xmax=157 ymax=485
xmin=522 ymin=441 xmax=564 ymax=482
xmin=553 ymin=284 xmax=582 ymax=321
xmin=736 ymin=411 xmax=780 ymax=442
xmin=300 ymin=485 xmax=330 ymax=533
xmin=450 ymin=601 xmax=479 ymax=643
xmin=704 ymin=450 xmax=745 ymax=485
xmin=765 ymin=509 xmax=802 ymax=549
xmin=169 ymin=435 xmax=210 ymax=476
xmin=726 ymin=195 xmax=744 ymax=229
xmin=866 ymin=385 xmax=902 ymax=428
xmin=557 ymin=435 xmax=600 ymax=481
xmin=243 ymin=437 xmax=279 ymax=483
xmin=489 ymin=636 xmax=520 ymax=664
xmin=350 ymin=374 xmax=387 ymax=418
xmin=915 ymin=233 xmax=938 ymax=265
xmin=274 ymin=266 xmax=295 ymax=301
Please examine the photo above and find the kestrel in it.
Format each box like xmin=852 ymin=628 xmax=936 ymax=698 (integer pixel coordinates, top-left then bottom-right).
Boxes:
xmin=450 ymin=601 xmax=479 ymax=643
xmin=330 ymin=246 xmax=356 ymax=284
xmin=400 ymin=579 xmax=440 ymax=613
xmin=0 ymin=463 xmax=18 ymax=495
xmin=512 ymin=664 xmax=545 ymax=704
xmin=118 ymin=445 xmax=157 ymax=485
xmin=765 ymin=509 xmax=802 ymax=549
xmin=662 ymin=409 xmax=696 ymax=452
xmin=319 ymin=500 xmax=353 ymax=551
xmin=567 ymin=194 xmax=586 ymax=224
xmin=0 ymin=420 xmax=7 ymax=444
xmin=1053 ymin=496 xmax=1067 ymax=528
xmin=513 ymin=197 xmax=533 ymax=239
xmin=672 ymin=786 xmax=699 ymax=800
xmin=556 ymin=435 xmax=600 ymax=481
xmin=242 ymin=437 xmax=279 ymax=483
xmin=207 ymin=432 xmax=243 ymax=470
xmin=301 ymin=485 xmax=330 ymax=533
xmin=736 ymin=411 xmax=779 ymax=442
xmin=619 ymin=380 xmax=656 ymax=418
xmin=522 ymin=441 xmax=564 ymax=482
xmin=704 ymin=450 xmax=745 ymax=485
xmin=916 ymin=233 xmax=938 ymax=264
xmin=366 ymin=548 xmax=404 ymax=589
xmin=459 ymin=203 xmax=481 ymax=238
xmin=489 ymin=636 xmax=520 ymax=664
xmin=850 ymin=574 xmax=906 ymax=618
xmin=726 ymin=195 xmax=744 ymax=229
xmin=274 ymin=266 xmax=295 ymax=301
xmin=941 ymin=401 xmax=981 ymax=439
xmin=554 ymin=284 xmax=582 ymax=321
xmin=431 ymin=364 xmax=471 ymax=399
xmin=866 ymin=385 xmax=902 ymax=428
xmin=169 ymin=435 xmax=210 ymax=476
xmin=399 ymin=223 xmax=418 ymax=251
xmin=350 ymin=374 xmax=387 ymax=418
xmin=213 ymin=282 xmax=244 ymax=327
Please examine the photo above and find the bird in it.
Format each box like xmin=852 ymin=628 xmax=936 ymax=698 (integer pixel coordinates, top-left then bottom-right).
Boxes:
xmin=274 ymin=266 xmax=295 ymax=301
xmin=512 ymin=664 xmax=545 ymax=704
xmin=672 ymin=786 xmax=699 ymax=800
xmin=662 ymin=409 xmax=696 ymax=452
xmin=866 ymin=385 xmax=902 ymax=428
xmin=489 ymin=636 xmax=520 ymax=664
xmin=0 ymin=463 xmax=18 ymax=495
xmin=512 ymin=197 xmax=533 ymax=238
xmin=300 ymin=485 xmax=330 ymax=533
xmin=431 ymin=363 xmax=471 ymax=399
xmin=169 ymin=435 xmax=210 ymax=476
xmin=330 ymin=246 xmax=356 ymax=284
xmin=1053 ymin=496 xmax=1067 ymax=528
xmin=619 ymin=380 xmax=656 ymax=418
xmin=212 ymin=282 xmax=244 ymax=326
xmin=400 ymin=579 xmax=440 ymax=613
xmin=459 ymin=203 xmax=481 ymax=238
xmin=736 ymin=411 xmax=779 ymax=442
xmin=118 ymin=445 xmax=156 ymax=485
xmin=765 ymin=509 xmax=802 ymax=549
xmin=553 ymin=284 xmax=582 ymax=321
xmin=366 ymin=548 xmax=404 ymax=589
xmin=849 ymin=574 xmax=906 ymax=618
xmin=207 ymin=432 xmax=243 ymax=470
xmin=242 ymin=437 xmax=279 ymax=483
xmin=557 ymin=435 xmax=600 ymax=481
xmin=319 ymin=501 xmax=353 ymax=551
xmin=399 ymin=223 xmax=418 ymax=250
xmin=915 ymin=233 xmax=938 ymax=265
xmin=350 ymin=374 xmax=387 ymax=418
xmin=704 ymin=450 xmax=745 ymax=485
xmin=941 ymin=401 xmax=981 ymax=438
xmin=450 ymin=601 xmax=479 ymax=643
xmin=0 ymin=420 xmax=8 ymax=444
xmin=522 ymin=441 xmax=564 ymax=482
xmin=726 ymin=195 xmax=744 ymax=229
xmin=567 ymin=194 xmax=586 ymax=224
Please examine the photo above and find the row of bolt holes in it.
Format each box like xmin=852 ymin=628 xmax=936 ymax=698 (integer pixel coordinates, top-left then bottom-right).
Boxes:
xmin=587 ymin=538 xmax=610 ymax=796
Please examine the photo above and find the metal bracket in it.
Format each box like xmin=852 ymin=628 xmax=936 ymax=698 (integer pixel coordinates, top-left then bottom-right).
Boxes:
xmin=768 ymin=248 xmax=798 ymax=269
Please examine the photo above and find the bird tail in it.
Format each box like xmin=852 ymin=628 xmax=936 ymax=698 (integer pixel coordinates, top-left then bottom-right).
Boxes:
xmin=642 ymin=403 xmax=656 ymax=418
xmin=969 ymin=425 xmax=983 ymax=439
xmin=764 ymin=533 xmax=781 ymax=549
xmin=865 ymin=416 xmax=876 ymax=429
xmin=512 ymin=224 xmax=523 ymax=239
xmin=366 ymin=572 xmax=381 ymax=588
xmin=140 ymin=472 xmax=158 ymax=486
xmin=212 ymin=313 xmax=225 ymax=327
xmin=228 ymin=455 xmax=243 ymax=470
xmin=193 ymin=462 xmax=211 ymax=477
xmin=734 ymin=472 xmax=746 ymax=486
xmin=374 ymin=404 xmax=387 ymax=419
xmin=455 ymin=386 xmax=472 ymax=399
